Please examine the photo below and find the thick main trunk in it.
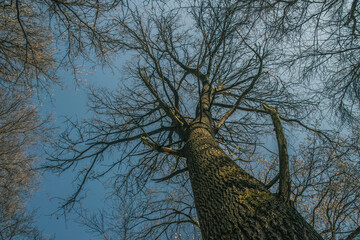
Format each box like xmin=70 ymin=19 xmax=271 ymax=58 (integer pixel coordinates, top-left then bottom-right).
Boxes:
xmin=184 ymin=124 xmax=322 ymax=240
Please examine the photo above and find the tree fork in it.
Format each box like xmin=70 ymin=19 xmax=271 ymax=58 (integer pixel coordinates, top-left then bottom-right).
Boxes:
xmin=184 ymin=121 xmax=322 ymax=239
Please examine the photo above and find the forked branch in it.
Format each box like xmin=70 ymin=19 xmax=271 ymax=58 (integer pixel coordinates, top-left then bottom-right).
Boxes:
xmin=138 ymin=68 xmax=186 ymax=128
xmin=215 ymin=35 xmax=264 ymax=132
xmin=141 ymin=136 xmax=184 ymax=157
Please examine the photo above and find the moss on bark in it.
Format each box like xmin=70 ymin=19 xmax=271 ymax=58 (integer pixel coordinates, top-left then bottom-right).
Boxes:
xmin=184 ymin=123 xmax=322 ymax=240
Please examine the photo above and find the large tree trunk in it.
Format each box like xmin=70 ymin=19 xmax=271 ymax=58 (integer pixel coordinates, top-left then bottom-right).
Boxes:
xmin=184 ymin=122 xmax=322 ymax=240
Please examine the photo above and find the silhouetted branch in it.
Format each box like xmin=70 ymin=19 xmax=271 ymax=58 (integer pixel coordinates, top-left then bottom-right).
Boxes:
xmin=263 ymin=103 xmax=290 ymax=204
xmin=152 ymin=168 xmax=188 ymax=183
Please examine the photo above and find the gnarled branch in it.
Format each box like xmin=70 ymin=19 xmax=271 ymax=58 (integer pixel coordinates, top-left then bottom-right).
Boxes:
xmin=263 ymin=103 xmax=291 ymax=204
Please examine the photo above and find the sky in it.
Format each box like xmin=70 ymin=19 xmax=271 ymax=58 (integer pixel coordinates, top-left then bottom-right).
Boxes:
xmin=29 ymin=63 xmax=121 ymax=240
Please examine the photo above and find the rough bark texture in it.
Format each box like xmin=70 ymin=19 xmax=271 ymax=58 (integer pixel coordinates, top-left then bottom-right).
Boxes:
xmin=184 ymin=122 xmax=323 ymax=240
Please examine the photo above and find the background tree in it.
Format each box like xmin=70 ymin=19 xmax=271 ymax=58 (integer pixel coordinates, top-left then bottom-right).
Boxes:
xmin=0 ymin=0 xmax=56 ymax=92
xmin=45 ymin=0 xmax=360 ymax=239
xmin=291 ymin=132 xmax=360 ymax=239
xmin=263 ymin=1 xmax=360 ymax=237
xmin=0 ymin=0 xmax=125 ymax=92
xmin=0 ymin=0 xmax=123 ymax=239
xmin=0 ymin=2 xmax=55 ymax=239
xmin=0 ymin=91 xmax=51 ymax=240
xmin=266 ymin=0 xmax=360 ymax=122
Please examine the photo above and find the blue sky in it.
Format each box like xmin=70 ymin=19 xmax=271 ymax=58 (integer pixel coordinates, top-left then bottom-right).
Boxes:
xmin=29 ymin=63 xmax=121 ymax=239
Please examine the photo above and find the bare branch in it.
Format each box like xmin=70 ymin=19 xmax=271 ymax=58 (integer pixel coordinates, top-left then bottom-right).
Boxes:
xmin=263 ymin=103 xmax=291 ymax=204
xmin=266 ymin=173 xmax=279 ymax=189
xmin=215 ymin=36 xmax=264 ymax=132
xmin=345 ymin=225 xmax=360 ymax=240
xmin=141 ymin=136 xmax=184 ymax=157
xmin=152 ymin=168 xmax=188 ymax=183
xmin=138 ymin=68 xmax=186 ymax=127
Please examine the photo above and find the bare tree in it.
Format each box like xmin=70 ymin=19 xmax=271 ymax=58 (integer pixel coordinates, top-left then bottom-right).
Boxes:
xmin=0 ymin=90 xmax=52 ymax=240
xmin=0 ymin=1 xmax=125 ymax=239
xmin=45 ymin=0 xmax=356 ymax=239
xmin=264 ymin=0 xmax=360 ymax=122
xmin=0 ymin=1 xmax=56 ymax=92
xmin=290 ymin=131 xmax=360 ymax=240
xmin=0 ymin=0 xmax=124 ymax=93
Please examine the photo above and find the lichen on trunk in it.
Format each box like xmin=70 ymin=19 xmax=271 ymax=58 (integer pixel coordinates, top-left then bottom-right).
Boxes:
xmin=184 ymin=121 xmax=323 ymax=240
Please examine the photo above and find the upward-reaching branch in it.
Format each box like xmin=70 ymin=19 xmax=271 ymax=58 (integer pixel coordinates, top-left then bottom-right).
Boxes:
xmin=263 ymin=103 xmax=291 ymax=204
xmin=215 ymin=58 xmax=263 ymax=132
xmin=214 ymin=32 xmax=265 ymax=132
xmin=138 ymin=68 xmax=186 ymax=128
xmin=163 ymin=40 xmax=209 ymax=85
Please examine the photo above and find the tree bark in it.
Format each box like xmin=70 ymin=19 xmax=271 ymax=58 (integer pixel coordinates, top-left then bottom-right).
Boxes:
xmin=184 ymin=122 xmax=323 ymax=240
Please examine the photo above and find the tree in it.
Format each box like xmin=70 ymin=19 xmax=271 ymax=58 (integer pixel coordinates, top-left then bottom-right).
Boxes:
xmin=291 ymin=132 xmax=360 ymax=240
xmin=266 ymin=0 xmax=360 ymax=122
xmin=0 ymin=91 xmax=52 ymax=240
xmin=263 ymin=2 xmax=360 ymax=236
xmin=0 ymin=0 xmax=56 ymax=92
xmin=45 ymin=0 xmax=360 ymax=239
xmin=0 ymin=0 xmax=126 ymax=92
xmin=0 ymin=2 xmax=55 ymax=239
xmin=0 ymin=1 xmax=122 ymax=239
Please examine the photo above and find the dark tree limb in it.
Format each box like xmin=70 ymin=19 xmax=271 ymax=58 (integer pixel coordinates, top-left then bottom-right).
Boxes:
xmin=213 ymin=103 xmax=332 ymax=142
xmin=266 ymin=173 xmax=279 ymax=189
xmin=263 ymin=103 xmax=291 ymax=204
xmin=138 ymin=68 xmax=187 ymax=128
xmin=141 ymin=136 xmax=184 ymax=157
xmin=345 ymin=226 xmax=360 ymax=240
xmin=152 ymin=168 xmax=188 ymax=183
